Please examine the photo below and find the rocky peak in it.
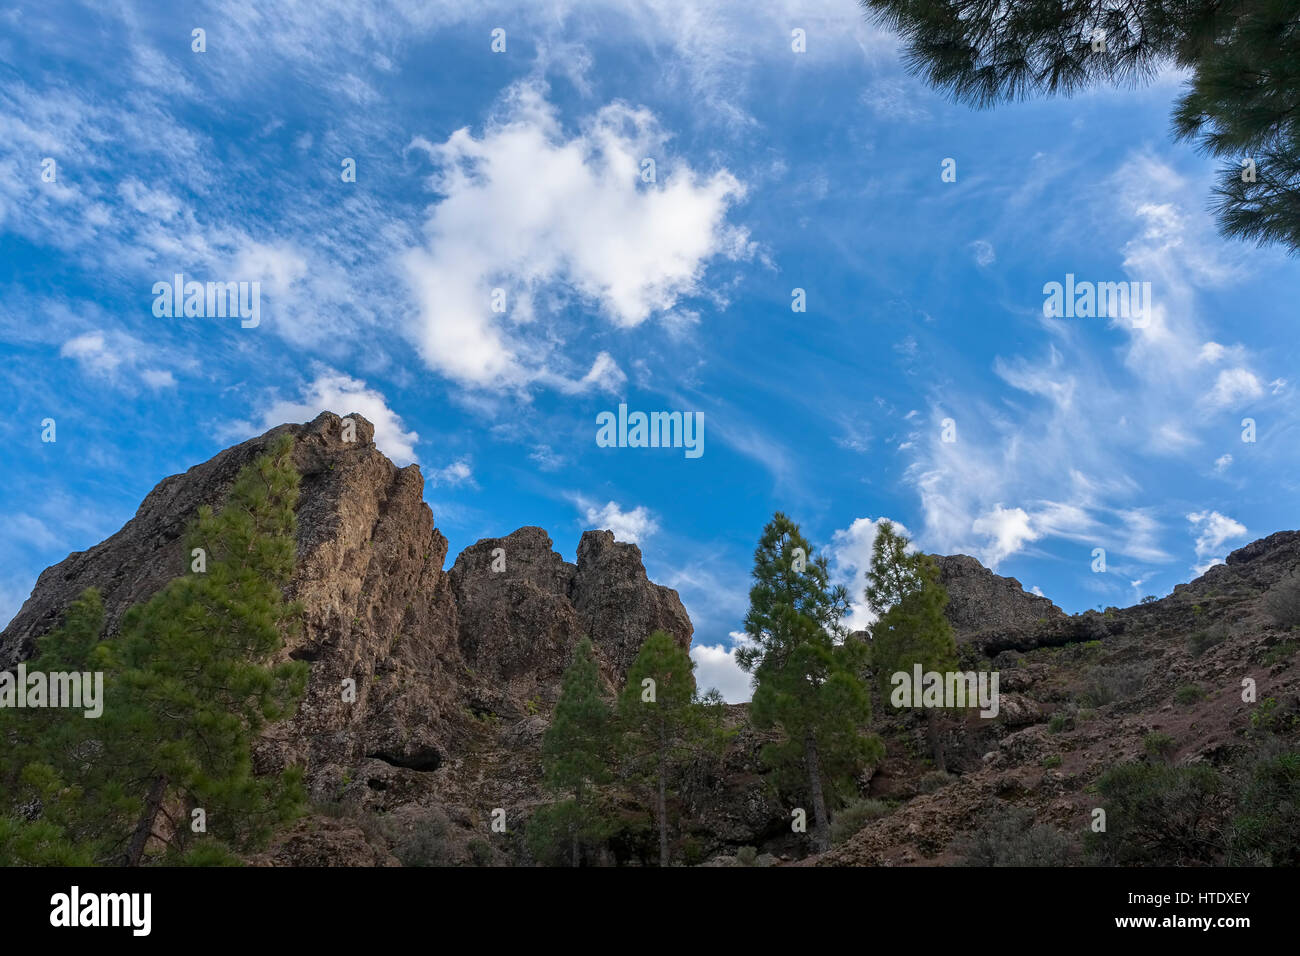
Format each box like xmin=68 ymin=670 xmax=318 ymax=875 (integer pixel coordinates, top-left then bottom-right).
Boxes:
xmin=932 ymin=553 xmax=1065 ymax=638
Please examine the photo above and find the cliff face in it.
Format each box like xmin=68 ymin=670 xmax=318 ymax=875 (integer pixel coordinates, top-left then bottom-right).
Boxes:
xmin=0 ymin=412 xmax=695 ymax=864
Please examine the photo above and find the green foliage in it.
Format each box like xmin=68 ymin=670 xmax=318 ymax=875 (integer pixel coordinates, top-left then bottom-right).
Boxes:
xmin=1041 ymin=755 xmax=1063 ymax=769
xmin=1143 ymin=732 xmax=1177 ymax=760
xmin=1263 ymin=573 xmax=1300 ymax=628
xmin=1228 ymin=744 xmax=1300 ymax=866
xmin=859 ymin=0 xmax=1300 ymax=255
xmin=617 ymin=630 xmax=728 ymax=866
xmin=1078 ymin=662 xmax=1148 ymax=707
xmin=734 ymin=845 xmax=759 ymax=866
xmin=830 ymin=797 xmax=890 ymax=844
xmin=960 ymin=805 xmax=1076 ymax=866
xmin=531 ymin=637 xmax=613 ymax=865
xmin=0 ymin=435 xmax=309 ymax=865
xmin=467 ymin=838 xmax=493 ymax=867
xmin=1140 ymin=595 xmax=1158 ymax=605
xmin=1263 ymin=640 xmax=1300 ymax=665
xmin=1047 ymin=713 xmax=1073 ymax=734
xmin=1086 ymin=761 xmax=1225 ymax=865
xmin=1188 ymin=623 xmax=1228 ymax=657
xmin=1174 ymin=684 xmax=1207 ymax=705
xmin=739 ymin=513 xmax=881 ymax=851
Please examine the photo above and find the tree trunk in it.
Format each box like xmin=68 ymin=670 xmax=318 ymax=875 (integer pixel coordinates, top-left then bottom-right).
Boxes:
xmin=925 ymin=709 xmax=947 ymax=773
xmin=123 ymin=775 xmax=167 ymax=867
xmin=803 ymin=730 xmax=830 ymax=852
xmin=657 ymin=745 xmax=669 ymax=867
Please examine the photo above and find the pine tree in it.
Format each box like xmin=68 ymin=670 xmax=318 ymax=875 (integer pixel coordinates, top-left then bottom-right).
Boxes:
xmin=864 ymin=521 xmax=958 ymax=772
xmin=0 ymin=435 xmax=310 ymax=865
xmin=617 ymin=630 xmax=727 ymax=866
xmin=534 ymin=636 xmax=612 ymax=866
xmin=738 ymin=512 xmax=881 ymax=853
xmin=860 ymin=0 xmax=1300 ymax=255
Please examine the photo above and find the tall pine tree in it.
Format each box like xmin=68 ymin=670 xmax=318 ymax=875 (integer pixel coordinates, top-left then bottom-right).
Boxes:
xmin=738 ymin=513 xmax=881 ymax=853
xmin=0 ymin=434 xmax=310 ymax=865
xmin=617 ymin=630 xmax=727 ymax=866
xmin=864 ymin=520 xmax=958 ymax=772
xmin=531 ymin=637 xmax=612 ymax=866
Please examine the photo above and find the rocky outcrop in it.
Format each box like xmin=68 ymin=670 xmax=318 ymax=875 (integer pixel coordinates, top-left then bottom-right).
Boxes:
xmin=0 ymin=411 xmax=695 ymax=864
xmin=933 ymin=554 xmax=1065 ymax=638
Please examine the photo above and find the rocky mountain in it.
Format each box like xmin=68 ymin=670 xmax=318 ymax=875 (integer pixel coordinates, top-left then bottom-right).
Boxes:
xmin=3 ymin=413 xmax=1297 ymax=866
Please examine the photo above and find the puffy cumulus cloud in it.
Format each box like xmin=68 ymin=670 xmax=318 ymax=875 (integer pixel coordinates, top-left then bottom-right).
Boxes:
xmin=429 ymin=459 xmax=474 ymax=488
xmin=1187 ymin=511 xmax=1246 ymax=575
xmin=576 ymin=498 xmax=658 ymax=544
xmin=1187 ymin=510 xmax=1247 ymax=574
xmin=690 ymin=632 xmax=755 ymax=704
xmin=401 ymin=82 xmax=751 ymax=389
xmin=828 ymin=516 xmax=912 ymax=631
xmin=234 ymin=369 xmax=420 ymax=465
xmin=972 ymin=504 xmax=1040 ymax=568
xmin=1203 ymin=367 xmax=1264 ymax=409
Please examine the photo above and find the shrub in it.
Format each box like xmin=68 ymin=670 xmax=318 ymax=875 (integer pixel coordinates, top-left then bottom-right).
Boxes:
xmin=1262 ymin=640 xmax=1299 ymax=666
xmin=1144 ymin=731 xmax=1177 ymax=760
xmin=1228 ymin=743 xmax=1300 ymax=866
xmin=1188 ymin=623 xmax=1228 ymax=658
xmin=1086 ymin=761 xmax=1224 ymax=865
xmin=960 ymin=805 xmax=1076 ymax=866
xmin=393 ymin=816 xmax=450 ymax=867
xmin=1263 ymin=573 xmax=1300 ymax=628
xmin=1079 ymin=662 xmax=1148 ymax=707
xmin=1047 ymin=713 xmax=1073 ymax=734
xmin=1042 ymin=755 xmax=1062 ymax=769
xmin=917 ymin=771 xmax=954 ymax=794
xmin=734 ymin=845 xmax=759 ymax=867
xmin=1174 ymin=684 xmax=1206 ymax=705
xmin=467 ymin=838 xmax=493 ymax=866
xmin=830 ymin=798 xmax=890 ymax=844
xmin=1140 ymin=595 xmax=1158 ymax=605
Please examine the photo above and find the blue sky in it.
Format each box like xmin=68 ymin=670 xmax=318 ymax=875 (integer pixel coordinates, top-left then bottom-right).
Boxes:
xmin=2 ymin=0 xmax=1297 ymax=702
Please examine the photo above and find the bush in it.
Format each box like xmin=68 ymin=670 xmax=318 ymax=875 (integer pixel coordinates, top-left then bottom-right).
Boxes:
xmin=917 ymin=771 xmax=954 ymax=794
xmin=1144 ymin=731 xmax=1177 ymax=760
xmin=1263 ymin=573 xmax=1300 ymax=628
xmin=1262 ymin=640 xmax=1300 ymax=666
xmin=1228 ymin=743 xmax=1300 ymax=866
xmin=392 ymin=816 xmax=450 ymax=867
xmin=1188 ymin=623 xmax=1229 ymax=658
xmin=1042 ymin=755 xmax=1062 ymax=769
xmin=1086 ymin=761 xmax=1224 ymax=865
xmin=960 ymin=805 xmax=1076 ymax=866
xmin=467 ymin=838 xmax=493 ymax=867
xmin=1047 ymin=713 xmax=1073 ymax=734
xmin=1174 ymin=684 xmax=1206 ymax=705
xmin=1079 ymin=663 xmax=1148 ymax=707
xmin=734 ymin=845 xmax=759 ymax=867
xmin=830 ymin=798 xmax=890 ymax=844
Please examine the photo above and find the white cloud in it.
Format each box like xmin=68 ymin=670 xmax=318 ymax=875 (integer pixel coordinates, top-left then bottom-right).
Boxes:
xmin=429 ymin=459 xmax=473 ymax=488
xmin=401 ymin=82 xmax=751 ymax=389
xmin=577 ymin=498 xmax=658 ymax=544
xmin=1214 ymin=453 xmax=1233 ymax=473
xmin=59 ymin=329 xmax=178 ymax=389
xmin=1204 ymin=367 xmax=1264 ymax=409
xmin=236 ymin=369 xmax=420 ymax=465
xmin=690 ymin=632 xmax=755 ymax=703
xmin=1187 ymin=509 xmax=1247 ymax=574
xmin=972 ymin=504 xmax=1041 ymax=567
xmin=969 ymin=239 xmax=996 ymax=267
